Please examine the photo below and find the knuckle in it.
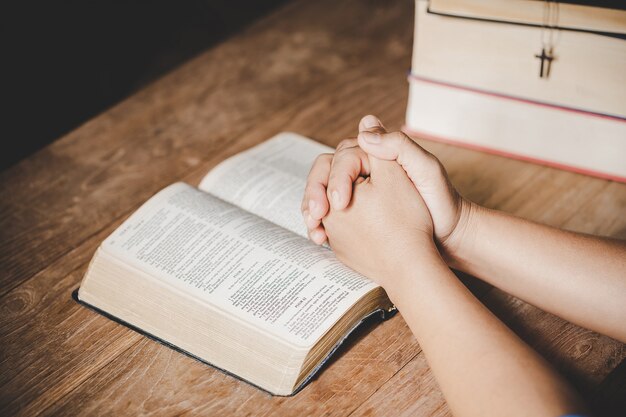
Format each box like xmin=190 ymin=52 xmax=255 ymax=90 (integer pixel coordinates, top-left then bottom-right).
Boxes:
xmin=313 ymin=153 xmax=333 ymax=167
xmin=335 ymin=138 xmax=357 ymax=151
xmin=334 ymin=150 xmax=360 ymax=167
xmin=334 ymin=148 xmax=362 ymax=168
xmin=385 ymin=131 xmax=407 ymax=149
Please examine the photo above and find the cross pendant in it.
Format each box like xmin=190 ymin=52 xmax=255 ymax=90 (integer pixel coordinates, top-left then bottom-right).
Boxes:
xmin=535 ymin=47 xmax=555 ymax=79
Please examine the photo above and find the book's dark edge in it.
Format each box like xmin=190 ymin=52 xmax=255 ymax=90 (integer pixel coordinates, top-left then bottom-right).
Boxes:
xmin=426 ymin=5 xmax=626 ymax=39
xmin=293 ymin=305 xmax=396 ymax=394
xmin=71 ymin=288 xmax=395 ymax=396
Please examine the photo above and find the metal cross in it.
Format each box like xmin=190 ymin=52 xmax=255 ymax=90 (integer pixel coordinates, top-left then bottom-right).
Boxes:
xmin=535 ymin=47 xmax=555 ymax=78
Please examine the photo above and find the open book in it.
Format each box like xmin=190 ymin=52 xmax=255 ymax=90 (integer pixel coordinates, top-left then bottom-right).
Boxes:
xmin=77 ymin=133 xmax=394 ymax=396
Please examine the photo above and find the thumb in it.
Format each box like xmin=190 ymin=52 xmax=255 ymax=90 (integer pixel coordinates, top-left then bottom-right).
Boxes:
xmin=357 ymin=129 xmax=439 ymax=187
xmin=358 ymin=114 xmax=388 ymax=135
xmin=365 ymin=153 xmax=401 ymax=183
xmin=357 ymin=116 xmax=392 ymax=177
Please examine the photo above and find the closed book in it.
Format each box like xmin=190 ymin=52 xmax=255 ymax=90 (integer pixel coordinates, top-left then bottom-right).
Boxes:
xmin=405 ymin=76 xmax=626 ymax=182
xmin=407 ymin=0 xmax=626 ymax=181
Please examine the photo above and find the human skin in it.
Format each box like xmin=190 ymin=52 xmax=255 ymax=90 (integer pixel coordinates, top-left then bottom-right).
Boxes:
xmin=301 ymin=115 xmax=626 ymax=415
xmin=302 ymin=115 xmax=626 ymax=344
xmin=321 ymin=156 xmax=584 ymax=416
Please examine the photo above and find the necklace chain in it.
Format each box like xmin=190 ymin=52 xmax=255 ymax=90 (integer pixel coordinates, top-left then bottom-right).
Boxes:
xmin=541 ymin=0 xmax=560 ymax=50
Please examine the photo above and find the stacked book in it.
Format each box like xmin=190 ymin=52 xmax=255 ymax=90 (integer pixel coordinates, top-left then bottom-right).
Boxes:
xmin=405 ymin=0 xmax=626 ymax=181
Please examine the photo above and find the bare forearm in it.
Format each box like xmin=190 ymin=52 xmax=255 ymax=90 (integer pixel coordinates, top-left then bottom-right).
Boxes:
xmin=447 ymin=203 xmax=626 ymax=343
xmin=388 ymin=246 xmax=584 ymax=417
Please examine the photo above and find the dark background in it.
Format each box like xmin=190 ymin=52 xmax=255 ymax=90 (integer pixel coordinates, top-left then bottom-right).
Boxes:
xmin=1 ymin=0 xmax=289 ymax=171
xmin=3 ymin=0 xmax=623 ymax=171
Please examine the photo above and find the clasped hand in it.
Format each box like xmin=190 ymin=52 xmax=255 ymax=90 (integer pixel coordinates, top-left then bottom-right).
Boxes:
xmin=300 ymin=115 xmax=626 ymax=415
xmin=301 ymin=115 xmax=470 ymax=288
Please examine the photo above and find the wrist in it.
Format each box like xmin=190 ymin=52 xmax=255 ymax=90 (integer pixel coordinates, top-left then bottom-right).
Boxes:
xmin=439 ymin=198 xmax=481 ymax=269
xmin=382 ymin=235 xmax=442 ymax=301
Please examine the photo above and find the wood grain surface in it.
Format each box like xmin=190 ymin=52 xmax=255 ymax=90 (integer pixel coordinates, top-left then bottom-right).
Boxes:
xmin=1 ymin=0 xmax=624 ymax=415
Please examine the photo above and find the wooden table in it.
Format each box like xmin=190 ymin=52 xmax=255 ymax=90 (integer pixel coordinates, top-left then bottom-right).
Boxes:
xmin=1 ymin=1 xmax=625 ymax=415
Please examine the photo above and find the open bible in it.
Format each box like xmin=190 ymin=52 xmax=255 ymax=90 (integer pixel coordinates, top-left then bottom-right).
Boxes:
xmin=77 ymin=133 xmax=394 ymax=396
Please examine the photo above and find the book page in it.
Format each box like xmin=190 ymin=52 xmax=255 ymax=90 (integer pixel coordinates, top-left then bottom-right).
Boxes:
xmin=198 ymin=132 xmax=333 ymax=238
xmin=102 ymin=183 xmax=378 ymax=348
